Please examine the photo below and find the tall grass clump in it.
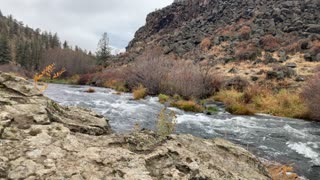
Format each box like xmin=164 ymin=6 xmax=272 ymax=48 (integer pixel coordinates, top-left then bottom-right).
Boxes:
xmin=133 ymin=85 xmax=147 ymax=100
xmin=158 ymin=94 xmax=170 ymax=104
xmin=171 ymin=100 xmax=204 ymax=113
xmin=156 ymin=108 xmax=177 ymax=137
xmin=215 ymin=86 xmax=308 ymax=118
xmin=214 ymin=89 xmax=254 ymax=115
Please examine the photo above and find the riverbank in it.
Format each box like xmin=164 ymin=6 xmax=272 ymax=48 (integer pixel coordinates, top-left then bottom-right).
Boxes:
xmin=0 ymin=71 xmax=274 ymax=179
xmin=48 ymin=76 xmax=316 ymax=122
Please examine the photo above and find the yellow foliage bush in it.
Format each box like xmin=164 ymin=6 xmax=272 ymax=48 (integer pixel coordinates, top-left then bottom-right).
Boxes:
xmin=33 ymin=63 xmax=66 ymax=92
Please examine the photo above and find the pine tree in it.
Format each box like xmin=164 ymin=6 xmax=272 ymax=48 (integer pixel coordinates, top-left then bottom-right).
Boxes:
xmin=63 ymin=41 xmax=69 ymax=49
xmin=96 ymin=32 xmax=111 ymax=65
xmin=50 ymin=33 xmax=60 ymax=48
xmin=0 ymin=36 xmax=12 ymax=64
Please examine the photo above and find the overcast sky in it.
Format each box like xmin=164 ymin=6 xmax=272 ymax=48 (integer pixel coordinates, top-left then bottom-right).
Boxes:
xmin=0 ymin=0 xmax=173 ymax=53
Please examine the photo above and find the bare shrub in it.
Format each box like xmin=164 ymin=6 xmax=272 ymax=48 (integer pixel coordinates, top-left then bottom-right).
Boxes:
xmin=164 ymin=60 xmax=217 ymax=98
xmin=126 ymin=57 xmax=172 ymax=95
xmin=302 ymin=73 xmax=320 ymax=121
xmin=126 ymin=56 xmax=221 ymax=98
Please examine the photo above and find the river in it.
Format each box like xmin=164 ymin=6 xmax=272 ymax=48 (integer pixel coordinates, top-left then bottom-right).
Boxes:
xmin=44 ymin=84 xmax=320 ymax=180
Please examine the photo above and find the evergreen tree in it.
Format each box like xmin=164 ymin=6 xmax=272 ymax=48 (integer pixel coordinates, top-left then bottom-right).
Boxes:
xmin=63 ymin=41 xmax=69 ymax=49
xmin=96 ymin=32 xmax=111 ymax=65
xmin=0 ymin=36 xmax=12 ymax=64
xmin=50 ymin=33 xmax=60 ymax=48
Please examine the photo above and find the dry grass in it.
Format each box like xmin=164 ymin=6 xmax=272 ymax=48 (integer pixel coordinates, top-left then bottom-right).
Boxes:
xmin=133 ymin=85 xmax=147 ymax=100
xmin=200 ymin=38 xmax=211 ymax=51
xmin=252 ymin=89 xmax=308 ymax=118
xmin=214 ymin=86 xmax=308 ymax=118
xmin=103 ymin=79 xmax=128 ymax=92
xmin=214 ymin=89 xmax=255 ymax=115
xmin=235 ymin=42 xmax=260 ymax=60
xmin=171 ymin=100 xmax=204 ymax=112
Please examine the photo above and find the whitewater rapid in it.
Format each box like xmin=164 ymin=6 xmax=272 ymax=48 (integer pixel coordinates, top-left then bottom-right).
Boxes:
xmin=45 ymin=84 xmax=320 ymax=180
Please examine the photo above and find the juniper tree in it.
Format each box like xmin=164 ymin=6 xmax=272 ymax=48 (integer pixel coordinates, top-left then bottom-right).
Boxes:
xmin=96 ymin=32 xmax=111 ymax=65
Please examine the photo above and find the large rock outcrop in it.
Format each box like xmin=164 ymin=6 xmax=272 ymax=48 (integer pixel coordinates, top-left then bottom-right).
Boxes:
xmin=0 ymin=72 xmax=271 ymax=179
xmin=122 ymin=0 xmax=320 ymax=61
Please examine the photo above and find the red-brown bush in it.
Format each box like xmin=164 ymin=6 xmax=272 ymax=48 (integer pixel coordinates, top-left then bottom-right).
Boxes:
xmin=78 ymin=73 xmax=94 ymax=85
xmin=260 ymin=35 xmax=281 ymax=51
xmin=301 ymin=73 xmax=320 ymax=121
xmin=235 ymin=43 xmax=260 ymax=60
xmin=309 ymin=40 xmax=320 ymax=56
xmin=238 ymin=26 xmax=251 ymax=40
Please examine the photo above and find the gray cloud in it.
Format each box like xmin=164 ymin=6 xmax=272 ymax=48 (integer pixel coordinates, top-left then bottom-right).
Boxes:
xmin=0 ymin=0 xmax=173 ymax=52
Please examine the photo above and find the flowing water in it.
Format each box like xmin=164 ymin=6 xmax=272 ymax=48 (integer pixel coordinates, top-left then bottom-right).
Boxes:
xmin=45 ymin=84 xmax=320 ymax=180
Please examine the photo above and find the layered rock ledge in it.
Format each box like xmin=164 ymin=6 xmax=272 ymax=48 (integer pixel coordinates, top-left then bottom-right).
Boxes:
xmin=0 ymin=72 xmax=271 ymax=179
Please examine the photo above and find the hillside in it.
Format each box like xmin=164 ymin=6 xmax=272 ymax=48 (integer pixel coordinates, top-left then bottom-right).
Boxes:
xmin=119 ymin=0 xmax=320 ymax=86
xmin=0 ymin=11 xmax=95 ymax=77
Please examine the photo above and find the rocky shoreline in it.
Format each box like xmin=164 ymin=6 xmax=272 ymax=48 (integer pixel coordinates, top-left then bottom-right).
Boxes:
xmin=0 ymin=72 xmax=272 ymax=179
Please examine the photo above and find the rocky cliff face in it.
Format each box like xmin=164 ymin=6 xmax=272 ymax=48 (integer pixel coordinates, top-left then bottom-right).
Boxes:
xmin=0 ymin=72 xmax=271 ymax=179
xmin=125 ymin=0 xmax=320 ymax=61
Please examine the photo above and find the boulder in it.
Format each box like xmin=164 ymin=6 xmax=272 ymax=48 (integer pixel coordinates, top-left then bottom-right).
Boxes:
xmin=0 ymin=72 xmax=271 ymax=179
xmin=224 ymin=76 xmax=250 ymax=91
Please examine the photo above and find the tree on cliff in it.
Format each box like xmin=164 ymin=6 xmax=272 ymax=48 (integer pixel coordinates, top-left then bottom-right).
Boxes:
xmin=0 ymin=36 xmax=12 ymax=64
xmin=96 ymin=32 xmax=111 ymax=65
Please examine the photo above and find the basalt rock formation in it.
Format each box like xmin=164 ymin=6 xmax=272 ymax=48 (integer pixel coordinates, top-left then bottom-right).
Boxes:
xmin=0 ymin=72 xmax=271 ymax=179
xmin=126 ymin=0 xmax=320 ymax=60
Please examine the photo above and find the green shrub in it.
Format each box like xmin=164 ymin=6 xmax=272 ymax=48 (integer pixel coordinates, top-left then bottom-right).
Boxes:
xmin=173 ymin=94 xmax=183 ymax=100
xmin=207 ymin=106 xmax=219 ymax=114
xmin=158 ymin=94 xmax=170 ymax=104
xmin=171 ymin=100 xmax=204 ymax=112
